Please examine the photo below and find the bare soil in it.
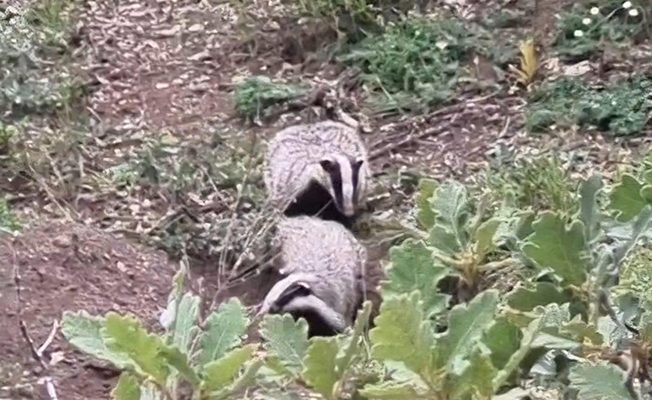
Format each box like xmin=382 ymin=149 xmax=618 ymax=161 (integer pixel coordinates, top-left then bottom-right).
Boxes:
xmin=0 ymin=222 xmax=176 ymax=400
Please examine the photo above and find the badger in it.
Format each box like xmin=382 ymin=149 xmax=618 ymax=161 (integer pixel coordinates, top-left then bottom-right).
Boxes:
xmin=257 ymin=216 xmax=367 ymax=336
xmin=263 ymin=120 xmax=370 ymax=227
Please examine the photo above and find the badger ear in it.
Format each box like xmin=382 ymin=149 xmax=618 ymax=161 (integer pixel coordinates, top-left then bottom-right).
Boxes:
xmin=319 ymin=159 xmax=335 ymax=172
xmin=274 ymin=282 xmax=312 ymax=310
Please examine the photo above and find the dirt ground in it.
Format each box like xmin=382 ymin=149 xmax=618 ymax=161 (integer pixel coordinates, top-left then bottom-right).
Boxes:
xmin=0 ymin=222 xmax=176 ymax=399
xmin=1 ymin=0 xmax=651 ymax=398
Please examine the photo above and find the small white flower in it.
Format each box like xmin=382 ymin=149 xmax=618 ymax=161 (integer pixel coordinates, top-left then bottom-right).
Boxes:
xmin=629 ymin=8 xmax=639 ymax=16
xmin=582 ymin=17 xmax=592 ymax=25
xmin=574 ymin=30 xmax=584 ymax=38
xmin=623 ymin=1 xmax=632 ymax=9
xmin=435 ymin=40 xmax=448 ymax=50
xmin=590 ymin=7 xmax=600 ymax=15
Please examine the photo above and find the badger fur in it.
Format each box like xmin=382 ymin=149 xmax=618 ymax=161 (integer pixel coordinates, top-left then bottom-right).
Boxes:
xmin=257 ymin=216 xmax=366 ymax=336
xmin=264 ymin=120 xmax=370 ymax=227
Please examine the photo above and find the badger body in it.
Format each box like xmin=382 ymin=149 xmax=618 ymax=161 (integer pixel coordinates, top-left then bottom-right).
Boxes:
xmin=258 ymin=216 xmax=366 ymax=336
xmin=264 ymin=121 xmax=370 ymax=226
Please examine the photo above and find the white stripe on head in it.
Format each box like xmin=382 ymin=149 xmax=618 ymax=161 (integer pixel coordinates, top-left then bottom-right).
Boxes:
xmin=334 ymin=154 xmax=355 ymax=217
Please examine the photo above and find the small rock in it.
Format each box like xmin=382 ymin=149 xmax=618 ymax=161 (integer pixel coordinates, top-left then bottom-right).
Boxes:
xmin=263 ymin=21 xmax=280 ymax=31
xmin=155 ymin=82 xmax=170 ymax=89
xmin=53 ymin=235 xmax=71 ymax=248
xmin=116 ymin=261 xmax=127 ymax=273
xmin=188 ymin=23 xmax=204 ymax=32
xmin=49 ymin=351 xmax=65 ymax=366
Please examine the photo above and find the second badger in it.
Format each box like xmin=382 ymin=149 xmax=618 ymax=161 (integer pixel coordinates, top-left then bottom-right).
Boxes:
xmin=257 ymin=215 xmax=366 ymax=336
xmin=264 ymin=120 xmax=370 ymax=227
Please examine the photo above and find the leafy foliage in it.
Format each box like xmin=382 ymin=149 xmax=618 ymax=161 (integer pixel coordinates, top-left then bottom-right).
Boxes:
xmin=234 ymin=76 xmax=308 ymax=121
xmin=569 ymin=363 xmax=633 ymax=400
xmin=0 ymin=4 xmax=82 ymax=118
xmin=554 ymin=2 xmax=647 ymax=61
xmin=341 ymin=16 xmax=497 ymax=113
xmin=480 ymin=154 xmax=577 ymax=213
xmin=526 ymin=78 xmax=652 ymax=136
xmin=0 ymin=197 xmax=21 ymax=233
xmin=62 ymin=268 xmax=256 ymax=400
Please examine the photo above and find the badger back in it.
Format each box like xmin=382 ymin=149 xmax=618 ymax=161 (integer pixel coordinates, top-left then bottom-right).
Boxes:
xmin=264 ymin=121 xmax=370 ymax=220
xmin=274 ymin=216 xmax=366 ymax=324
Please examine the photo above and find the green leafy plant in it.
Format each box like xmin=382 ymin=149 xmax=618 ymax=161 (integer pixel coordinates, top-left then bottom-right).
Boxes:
xmin=341 ymin=16 xmax=496 ymax=114
xmin=526 ymin=78 xmax=652 ymax=136
xmin=0 ymin=5 xmax=82 ymax=118
xmin=62 ymin=266 xmax=262 ymax=400
xmin=554 ymin=1 xmax=648 ymax=60
xmin=234 ymin=76 xmax=309 ymax=122
xmin=0 ymin=197 xmax=21 ymax=233
xmin=480 ymin=153 xmax=578 ymax=213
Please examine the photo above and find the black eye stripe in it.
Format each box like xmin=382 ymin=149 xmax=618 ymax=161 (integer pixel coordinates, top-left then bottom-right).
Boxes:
xmin=351 ymin=159 xmax=362 ymax=205
xmin=274 ymin=283 xmax=311 ymax=310
xmin=328 ymin=161 xmax=344 ymax=211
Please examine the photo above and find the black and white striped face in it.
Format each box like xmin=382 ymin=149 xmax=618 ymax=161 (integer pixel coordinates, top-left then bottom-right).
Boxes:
xmin=319 ymin=155 xmax=365 ymax=217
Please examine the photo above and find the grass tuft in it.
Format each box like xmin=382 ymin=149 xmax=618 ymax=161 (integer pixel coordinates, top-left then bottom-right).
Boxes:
xmin=234 ymin=76 xmax=308 ymax=121
xmin=526 ymin=78 xmax=651 ymax=136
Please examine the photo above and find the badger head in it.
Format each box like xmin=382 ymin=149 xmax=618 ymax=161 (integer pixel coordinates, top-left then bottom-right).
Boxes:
xmin=317 ymin=154 xmax=367 ymax=218
xmin=257 ymin=273 xmax=347 ymax=337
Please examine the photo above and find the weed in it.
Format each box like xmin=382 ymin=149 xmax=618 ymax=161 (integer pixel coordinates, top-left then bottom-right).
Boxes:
xmin=234 ymin=76 xmax=308 ymax=121
xmin=341 ymin=16 xmax=495 ymax=113
xmin=480 ymin=154 xmax=578 ymax=214
xmin=297 ymin=0 xmax=411 ymax=43
xmin=526 ymin=78 xmax=652 ymax=136
xmin=554 ymin=1 xmax=648 ymax=60
xmin=0 ymin=4 xmax=82 ymax=118
xmin=0 ymin=197 xmax=20 ymax=233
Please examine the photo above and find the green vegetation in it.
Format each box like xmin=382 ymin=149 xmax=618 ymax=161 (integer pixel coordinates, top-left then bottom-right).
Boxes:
xmin=0 ymin=197 xmax=20 ymax=233
xmin=480 ymin=154 xmax=577 ymax=213
xmin=62 ymin=159 xmax=652 ymax=399
xmin=554 ymin=1 xmax=649 ymax=60
xmin=341 ymin=17 xmax=496 ymax=113
xmin=526 ymin=78 xmax=652 ymax=136
xmin=234 ymin=76 xmax=308 ymax=121
xmin=0 ymin=3 xmax=82 ymax=119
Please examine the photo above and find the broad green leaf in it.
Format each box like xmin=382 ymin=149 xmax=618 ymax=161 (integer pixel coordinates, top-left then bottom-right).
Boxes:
xmin=369 ymin=292 xmax=434 ymax=373
xmin=569 ymin=363 xmax=632 ymax=400
xmin=522 ymin=212 xmax=588 ymax=286
xmin=506 ymin=282 xmax=570 ymax=312
xmin=416 ymin=178 xmax=438 ymax=230
xmin=160 ymin=265 xmax=186 ymax=331
xmin=112 ymin=373 xmax=140 ymax=400
xmin=613 ymin=244 xmax=652 ymax=306
xmin=428 ymin=180 xmax=470 ymax=254
xmin=474 ymin=218 xmax=501 ymax=259
xmin=562 ymin=316 xmax=602 ymax=345
xmin=609 ymin=174 xmax=647 ymax=222
xmin=159 ymin=345 xmax=200 ymax=386
xmin=359 ymin=381 xmax=426 ymax=399
xmin=337 ymin=301 xmax=372 ymax=373
xmin=482 ymin=317 xmax=522 ymax=371
xmin=580 ymin=174 xmax=603 ymax=241
xmin=102 ymin=313 xmax=170 ymax=386
xmin=259 ymin=314 xmax=309 ymax=376
xmin=640 ymin=311 xmax=652 ymax=345
xmin=201 ymin=344 xmax=256 ymax=393
xmin=172 ymin=294 xmax=200 ymax=353
xmin=383 ymin=239 xmax=449 ymax=317
xmin=437 ymin=290 xmax=498 ymax=375
xmin=61 ymin=311 xmax=130 ymax=368
xmin=199 ymin=298 xmax=249 ymax=366
xmin=303 ymin=337 xmax=339 ymax=399
xmin=448 ymin=349 xmax=496 ymax=400
xmin=212 ymin=359 xmax=264 ymax=400
xmin=492 ymin=317 xmax=541 ymax=391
